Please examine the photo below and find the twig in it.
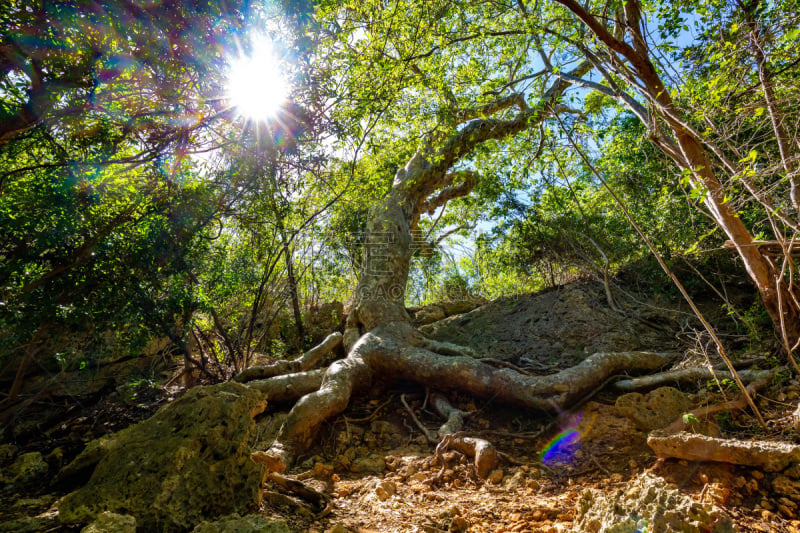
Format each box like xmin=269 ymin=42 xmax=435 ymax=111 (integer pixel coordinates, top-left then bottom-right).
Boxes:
xmin=343 ymin=395 xmax=393 ymax=423
xmin=401 ymin=393 xmax=438 ymax=442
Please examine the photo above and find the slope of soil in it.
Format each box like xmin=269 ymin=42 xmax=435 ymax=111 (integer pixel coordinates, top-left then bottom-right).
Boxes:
xmin=2 ymin=279 xmax=799 ymax=532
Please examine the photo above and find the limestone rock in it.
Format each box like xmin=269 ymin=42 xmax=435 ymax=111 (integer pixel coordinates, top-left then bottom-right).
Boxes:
xmin=350 ymin=455 xmax=385 ymax=473
xmin=0 ymin=444 xmax=18 ymax=465
xmin=0 ymin=516 xmax=59 ymax=532
xmin=81 ymin=512 xmax=136 ymax=533
xmin=615 ymin=387 xmax=693 ymax=431
xmin=414 ymin=305 xmax=447 ymax=325
xmin=58 ymin=382 xmax=268 ymax=531
xmin=772 ymin=475 xmax=800 ymax=501
xmin=190 ymin=514 xmax=290 ymax=533
xmin=3 ymin=451 xmax=49 ymax=488
xmin=573 ymin=473 xmax=736 ymax=532
xmin=375 ymin=480 xmax=396 ymax=501
xmin=420 ymin=282 xmax=676 ymax=365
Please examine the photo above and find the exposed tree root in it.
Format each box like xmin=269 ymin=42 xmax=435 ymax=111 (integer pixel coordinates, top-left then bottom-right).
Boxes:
xmin=430 ymin=433 xmax=499 ymax=480
xmin=247 ymin=368 xmax=327 ymax=401
xmin=249 ymin=321 xmax=678 ymax=473
xmin=400 ymin=391 xmax=497 ymax=479
xmin=613 ymin=366 xmax=780 ymax=392
xmin=234 ymin=332 xmax=342 ymax=382
xmin=430 ymin=393 xmax=472 ymax=438
xmin=647 ymin=431 xmax=800 ymax=471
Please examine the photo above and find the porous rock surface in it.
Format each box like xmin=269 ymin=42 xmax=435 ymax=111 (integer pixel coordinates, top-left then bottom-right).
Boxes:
xmin=80 ymin=511 xmax=136 ymax=533
xmin=190 ymin=513 xmax=290 ymax=533
xmin=1 ymin=451 xmax=49 ymax=489
xmin=573 ymin=473 xmax=736 ymax=532
xmin=615 ymin=387 xmax=693 ymax=431
xmin=58 ymin=382 xmax=268 ymax=531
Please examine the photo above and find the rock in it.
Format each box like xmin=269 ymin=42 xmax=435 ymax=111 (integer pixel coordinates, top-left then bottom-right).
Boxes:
xmin=58 ymin=382 xmax=268 ymax=531
xmin=573 ymin=473 xmax=736 ymax=532
xmin=81 ymin=512 xmax=136 ymax=533
xmin=450 ymin=516 xmax=470 ymax=532
xmin=785 ymin=463 xmax=800 ymax=479
xmin=414 ymin=304 xmax=447 ymax=325
xmin=0 ymin=516 xmax=59 ymax=532
xmin=0 ymin=444 xmax=18 ymax=465
xmin=503 ymin=470 xmax=527 ymax=490
xmin=773 ymin=475 xmax=800 ymax=501
xmin=375 ymin=480 xmax=396 ymax=501
xmin=191 ymin=514 xmax=290 ymax=532
xmin=324 ymin=525 xmax=351 ymax=533
xmin=615 ymin=387 xmax=693 ymax=431
xmin=420 ymin=282 xmax=675 ymax=364
xmin=487 ymin=468 xmax=504 ymax=484
xmin=4 ymin=451 xmax=49 ymax=488
xmin=350 ymin=455 xmax=385 ymax=473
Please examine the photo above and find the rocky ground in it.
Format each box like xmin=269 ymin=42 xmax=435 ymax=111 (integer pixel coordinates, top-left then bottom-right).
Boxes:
xmin=3 ymin=280 xmax=800 ymax=532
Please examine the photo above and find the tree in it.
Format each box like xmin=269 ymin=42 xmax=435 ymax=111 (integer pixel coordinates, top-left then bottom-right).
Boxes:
xmin=550 ymin=0 xmax=800 ymax=358
xmin=245 ymin=0 xmax=681 ymax=472
xmin=0 ymin=0 xmax=251 ymax=398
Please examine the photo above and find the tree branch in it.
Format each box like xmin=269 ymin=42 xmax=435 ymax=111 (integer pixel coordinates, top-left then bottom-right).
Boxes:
xmin=419 ymin=170 xmax=480 ymax=215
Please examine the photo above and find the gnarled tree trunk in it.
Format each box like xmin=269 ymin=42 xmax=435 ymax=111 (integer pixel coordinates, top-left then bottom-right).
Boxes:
xmin=246 ymin=64 xmax=680 ymax=472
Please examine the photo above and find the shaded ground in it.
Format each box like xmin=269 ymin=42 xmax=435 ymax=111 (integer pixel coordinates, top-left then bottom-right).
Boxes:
xmin=2 ymin=279 xmax=800 ymax=531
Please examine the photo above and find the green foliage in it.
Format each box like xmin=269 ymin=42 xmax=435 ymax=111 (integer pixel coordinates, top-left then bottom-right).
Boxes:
xmin=0 ymin=1 xmax=249 ymax=373
xmin=3 ymin=0 xmax=799 ymax=390
xmin=476 ymin=114 xmax=714 ymax=290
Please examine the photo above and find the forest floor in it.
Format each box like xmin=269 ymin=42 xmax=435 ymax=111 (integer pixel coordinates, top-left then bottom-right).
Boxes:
xmin=3 ymin=277 xmax=800 ymax=532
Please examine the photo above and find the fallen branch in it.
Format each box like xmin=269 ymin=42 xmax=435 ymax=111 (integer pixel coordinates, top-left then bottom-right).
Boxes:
xmin=234 ymin=332 xmax=342 ymax=383
xmin=401 ymin=393 xmax=438 ymax=443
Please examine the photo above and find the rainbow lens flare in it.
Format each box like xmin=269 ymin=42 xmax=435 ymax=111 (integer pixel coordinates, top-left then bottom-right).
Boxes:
xmin=540 ymin=412 xmax=595 ymax=466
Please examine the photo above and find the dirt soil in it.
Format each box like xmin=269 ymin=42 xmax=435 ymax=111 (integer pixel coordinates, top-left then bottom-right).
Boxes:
xmin=255 ymin=386 xmax=800 ymax=533
xmin=3 ymin=280 xmax=800 ymax=532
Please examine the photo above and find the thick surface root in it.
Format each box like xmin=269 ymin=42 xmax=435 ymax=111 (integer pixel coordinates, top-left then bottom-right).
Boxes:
xmin=647 ymin=431 xmax=800 ymax=471
xmin=235 ymin=333 xmax=342 ymax=382
xmin=249 ymin=322 xmax=679 ymax=472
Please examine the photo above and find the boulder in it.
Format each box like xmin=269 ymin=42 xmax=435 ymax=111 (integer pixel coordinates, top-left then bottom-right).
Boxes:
xmin=3 ymin=452 xmax=49 ymax=488
xmin=58 ymin=382 xmax=268 ymax=531
xmin=573 ymin=473 xmax=736 ymax=532
xmin=615 ymin=387 xmax=693 ymax=431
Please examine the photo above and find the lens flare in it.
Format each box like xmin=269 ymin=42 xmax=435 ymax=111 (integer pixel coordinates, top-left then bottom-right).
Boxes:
xmin=541 ymin=413 xmax=583 ymax=465
xmin=227 ymin=37 xmax=288 ymax=120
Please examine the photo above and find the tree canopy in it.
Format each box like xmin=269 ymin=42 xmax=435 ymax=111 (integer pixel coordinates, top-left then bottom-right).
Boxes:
xmin=2 ymin=0 xmax=800 ymax=393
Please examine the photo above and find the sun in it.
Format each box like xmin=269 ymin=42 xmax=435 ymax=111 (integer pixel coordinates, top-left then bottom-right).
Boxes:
xmin=227 ymin=38 xmax=288 ymax=121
